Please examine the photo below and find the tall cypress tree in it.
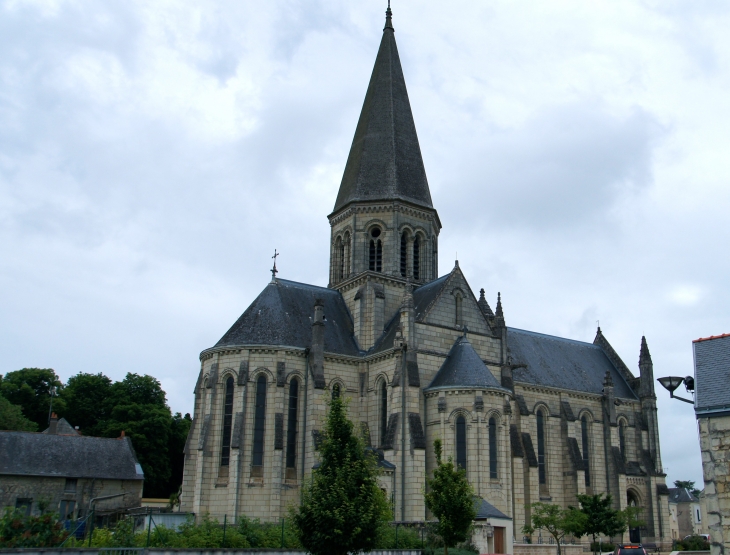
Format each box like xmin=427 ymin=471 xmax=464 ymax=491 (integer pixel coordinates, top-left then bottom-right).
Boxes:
xmin=291 ymin=396 xmax=390 ymax=555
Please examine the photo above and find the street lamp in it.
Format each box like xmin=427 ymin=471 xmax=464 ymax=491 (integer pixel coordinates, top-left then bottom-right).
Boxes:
xmin=656 ymin=376 xmax=695 ymax=404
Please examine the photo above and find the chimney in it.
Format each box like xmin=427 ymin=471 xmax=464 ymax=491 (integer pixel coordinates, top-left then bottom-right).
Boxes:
xmin=48 ymin=413 xmax=58 ymax=435
xmin=120 ymin=430 xmax=126 ymax=438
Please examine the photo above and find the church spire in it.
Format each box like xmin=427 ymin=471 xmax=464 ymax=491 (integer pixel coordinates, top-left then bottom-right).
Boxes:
xmin=332 ymin=3 xmax=433 ymax=214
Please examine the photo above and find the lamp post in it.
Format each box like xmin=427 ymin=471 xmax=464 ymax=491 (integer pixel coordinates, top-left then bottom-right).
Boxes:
xmin=656 ymin=376 xmax=695 ymax=404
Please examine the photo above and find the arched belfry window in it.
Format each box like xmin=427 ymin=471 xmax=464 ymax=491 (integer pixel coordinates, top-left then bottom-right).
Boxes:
xmin=489 ymin=416 xmax=498 ymax=479
xmin=400 ymin=232 xmax=407 ymax=277
xmin=251 ymin=375 xmax=267 ymax=476
xmin=456 ymin=415 xmax=467 ymax=470
xmin=334 ymin=236 xmax=344 ymax=281
xmin=343 ymin=232 xmax=351 ymax=279
xmin=369 ymin=227 xmax=382 ymax=272
xmin=581 ymin=415 xmax=591 ymax=487
xmin=380 ymin=381 xmax=388 ymax=446
xmin=332 ymin=383 xmax=341 ymax=399
xmin=619 ymin=419 xmax=627 ymax=461
xmin=285 ymin=379 xmax=299 ymax=472
xmin=537 ymin=409 xmax=547 ymax=485
xmin=413 ymin=236 xmax=420 ymax=280
xmin=220 ymin=376 xmax=234 ymax=466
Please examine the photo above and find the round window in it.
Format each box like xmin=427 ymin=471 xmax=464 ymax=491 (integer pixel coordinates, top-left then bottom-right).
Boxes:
xmin=370 ymin=227 xmax=381 ymax=238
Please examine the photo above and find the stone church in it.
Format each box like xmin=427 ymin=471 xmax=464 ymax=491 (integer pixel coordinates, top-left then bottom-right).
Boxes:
xmin=181 ymin=5 xmax=671 ymax=547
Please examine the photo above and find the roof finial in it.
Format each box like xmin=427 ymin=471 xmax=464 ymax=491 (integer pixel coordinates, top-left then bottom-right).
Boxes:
xmin=384 ymin=0 xmax=394 ymax=31
xmin=271 ymin=249 xmax=279 ymax=282
xmin=495 ymin=292 xmax=503 ymax=318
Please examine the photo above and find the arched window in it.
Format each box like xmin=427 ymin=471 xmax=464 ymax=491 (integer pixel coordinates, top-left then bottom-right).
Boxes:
xmin=400 ymin=233 xmax=407 ymax=277
xmin=332 ymin=383 xmax=341 ymax=399
xmin=619 ymin=420 xmax=627 ymax=461
xmin=380 ymin=381 xmax=388 ymax=446
xmin=489 ymin=416 xmax=498 ymax=479
xmin=220 ymin=376 xmax=234 ymax=466
xmin=581 ymin=415 xmax=591 ymax=487
xmin=537 ymin=409 xmax=547 ymax=485
xmin=343 ymin=232 xmax=351 ymax=279
xmin=456 ymin=415 xmax=467 ymax=470
xmin=368 ymin=228 xmax=382 ymax=272
xmin=285 ymin=379 xmax=299 ymax=471
xmin=251 ymin=375 xmax=267 ymax=474
xmin=413 ymin=236 xmax=420 ymax=280
xmin=432 ymin=242 xmax=437 ymax=279
xmin=335 ymin=236 xmax=344 ymax=281
xmin=455 ymin=293 xmax=463 ymax=327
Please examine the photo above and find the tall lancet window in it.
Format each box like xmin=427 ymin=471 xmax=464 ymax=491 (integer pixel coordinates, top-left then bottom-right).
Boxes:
xmin=343 ymin=232 xmax=351 ymax=279
xmin=380 ymin=381 xmax=388 ymax=446
xmin=489 ymin=416 xmax=498 ymax=479
xmin=400 ymin=233 xmax=407 ymax=277
xmin=455 ymin=292 xmax=463 ymax=327
xmin=220 ymin=377 xmax=234 ymax=466
xmin=456 ymin=415 xmax=467 ymax=470
xmin=368 ymin=227 xmax=382 ymax=272
xmin=251 ymin=375 xmax=267 ymax=476
xmin=285 ymin=379 xmax=299 ymax=475
xmin=581 ymin=415 xmax=591 ymax=487
xmin=537 ymin=409 xmax=547 ymax=485
xmin=619 ymin=420 xmax=627 ymax=461
xmin=335 ymin=236 xmax=344 ymax=281
xmin=413 ymin=236 xmax=420 ymax=280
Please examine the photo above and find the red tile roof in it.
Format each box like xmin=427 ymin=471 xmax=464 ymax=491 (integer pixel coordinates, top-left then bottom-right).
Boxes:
xmin=693 ymin=333 xmax=730 ymax=343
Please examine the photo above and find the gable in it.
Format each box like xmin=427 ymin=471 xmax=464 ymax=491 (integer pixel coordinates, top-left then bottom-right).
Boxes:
xmin=415 ymin=267 xmax=491 ymax=335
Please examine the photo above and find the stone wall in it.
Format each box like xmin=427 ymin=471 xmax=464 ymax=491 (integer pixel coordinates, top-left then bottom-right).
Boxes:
xmin=698 ymin=414 xmax=730 ymax=555
xmin=513 ymin=543 xmax=584 ymax=555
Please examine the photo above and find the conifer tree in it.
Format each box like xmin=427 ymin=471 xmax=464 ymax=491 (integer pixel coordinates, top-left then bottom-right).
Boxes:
xmin=424 ymin=438 xmax=477 ymax=555
xmin=290 ymin=395 xmax=389 ymax=555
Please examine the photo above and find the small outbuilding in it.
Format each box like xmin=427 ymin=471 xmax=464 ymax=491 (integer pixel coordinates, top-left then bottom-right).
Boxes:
xmin=472 ymin=497 xmax=513 ymax=554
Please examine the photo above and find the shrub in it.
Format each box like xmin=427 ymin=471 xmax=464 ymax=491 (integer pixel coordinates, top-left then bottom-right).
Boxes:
xmin=0 ymin=509 xmax=69 ymax=547
xmin=590 ymin=542 xmax=616 ymax=552
xmin=677 ymin=536 xmax=709 ymax=551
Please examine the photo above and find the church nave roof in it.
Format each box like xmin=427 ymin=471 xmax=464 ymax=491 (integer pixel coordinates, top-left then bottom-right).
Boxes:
xmin=508 ymin=327 xmax=638 ymax=399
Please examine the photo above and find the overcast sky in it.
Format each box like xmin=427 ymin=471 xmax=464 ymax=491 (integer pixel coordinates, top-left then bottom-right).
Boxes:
xmin=2 ymin=0 xmax=729 ymax=488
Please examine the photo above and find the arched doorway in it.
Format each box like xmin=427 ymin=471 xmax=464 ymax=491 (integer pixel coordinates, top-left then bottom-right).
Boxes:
xmin=627 ymin=490 xmax=642 ymax=543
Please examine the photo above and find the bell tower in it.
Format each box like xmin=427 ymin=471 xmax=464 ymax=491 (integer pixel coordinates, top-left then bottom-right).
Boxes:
xmin=328 ymin=3 xmax=440 ymax=302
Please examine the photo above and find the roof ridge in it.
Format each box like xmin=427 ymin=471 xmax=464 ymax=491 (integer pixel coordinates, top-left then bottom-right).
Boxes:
xmin=508 ymin=326 xmax=600 ymax=347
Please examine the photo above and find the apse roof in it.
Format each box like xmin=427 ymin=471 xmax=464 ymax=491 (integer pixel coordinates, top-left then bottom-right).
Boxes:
xmin=508 ymin=328 xmax=638 ymax=399
xmin=426 ymin=336 xmax=507 ymax=391
xmin=213 ymin=279 xmax=361 ymax=357
xmin=332 ymin=7 xmax=433 ymax=214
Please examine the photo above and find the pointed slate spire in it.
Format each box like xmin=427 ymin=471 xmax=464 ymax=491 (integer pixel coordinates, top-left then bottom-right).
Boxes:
xmin=639 ymin=335 xmax=652 ymax=366
xmin=477 ymin=288 xmax=494 ymax=316
xmin=332 ymin=4 xmax=433 ymax=214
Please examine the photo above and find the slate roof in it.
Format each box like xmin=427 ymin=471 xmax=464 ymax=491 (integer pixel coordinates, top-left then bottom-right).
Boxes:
xmin=332 ymin=8 xmax=433 ymax=214
xmin=508 ymin=328 xmax=638 ymax=400
xmin=214 ymin=279 xmax=361 ymax=357
xmin=693 ymin=333 xmax=730 ymax=414
xmin=668 ymin=488 xmax=699 ymax=504
xmin=474 ymin=497 xmax=511 ymax=520
xmin=426 ymin=336 xmax=507 ymax=391
xmin=0 ymin=431 xmax=144 ymax=480
xmin=42 ymin=417 xmax=79 ymax=436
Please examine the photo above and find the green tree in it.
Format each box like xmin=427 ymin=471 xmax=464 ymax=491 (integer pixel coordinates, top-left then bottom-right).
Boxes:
xmin=59 ymin=372 xmax=113 ymax=435
xmin=523 ymin=502 xmax=587 ymax=555
xmin=424 ymin=439 xmax=477 ymax=555
xmin=290 ymin=396 xmax=390 ymax=555
xmin=0 ymin=368 xmax=64 ymax=429
xmin=674 ymin=480 xmax=701 ymax=498
xmin=0 ymin=395 xmax=37 ymax=431
xmin=575 ymin=493 xmax=626 ymax=552
xmin=0 ymin=509 xmax=69 ymax=547
xmin=169 ymin=412 xmax=192 ymax=496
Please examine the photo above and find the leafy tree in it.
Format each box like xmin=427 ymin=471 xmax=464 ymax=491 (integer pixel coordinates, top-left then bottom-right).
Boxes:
xmin=0 ymin=395 xmax=37 ymax=431
xmin=169 ymin=412 xmax=193 ymax=496
xmin=424 ymin=439 xmax=477 ymax=555
xmin=523 ymin=502 xmax=587 ymax=555
xmin=290 ymin=395 xmax=390 ymax=555
xmin=674 ymin=480 xmax=701 ymax=497
xmin=620 ymin=506 xmax=645 ymax=533
xmin=0 ymin=509 xmax=69 ymax=547
xmin=0 ymin=368 xmax=64 ymax=429
xmin=575 ymin=493 xmax=626 ymax=552
xmin=59 ymin=372 xmax=113 ymax=435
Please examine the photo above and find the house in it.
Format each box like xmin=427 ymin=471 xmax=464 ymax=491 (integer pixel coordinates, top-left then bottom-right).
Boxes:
xmin=667 ymin=488 xmax=702 ymax=540
xmin=693 ymin=333 xmax=730 ymax=555
xmin=0 ymin=414 xmax=144 ymax=521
